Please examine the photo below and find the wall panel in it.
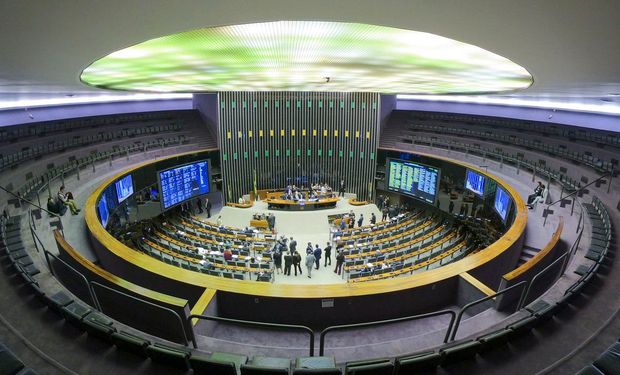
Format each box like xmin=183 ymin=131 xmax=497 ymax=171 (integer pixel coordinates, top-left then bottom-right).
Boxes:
xmin=220 ymin=92 xmax=379 ymax=202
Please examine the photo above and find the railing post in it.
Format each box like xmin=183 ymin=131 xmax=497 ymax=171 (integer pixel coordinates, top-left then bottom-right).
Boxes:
xmin=76 ymin=165 xmax=80 ymax=180
xmin=570 ymin=197 xmax=576 ymax=216
xmin=36 ymin=191 xmax=41 ymax=207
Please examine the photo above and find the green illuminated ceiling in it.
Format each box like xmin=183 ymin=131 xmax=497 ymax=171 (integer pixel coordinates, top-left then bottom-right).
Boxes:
xmin=80 ymin=21 xmax=532 ymax=94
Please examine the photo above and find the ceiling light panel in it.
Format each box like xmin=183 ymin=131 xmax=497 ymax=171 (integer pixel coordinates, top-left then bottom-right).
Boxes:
xmin=80 ymin=21 xmax=532 ymax=94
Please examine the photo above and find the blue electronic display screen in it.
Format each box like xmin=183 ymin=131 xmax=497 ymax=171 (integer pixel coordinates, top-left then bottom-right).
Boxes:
xmin=159 ymin=160 xmax=210 ymax=210
xmin=98 ymin=194 xmax=110 ymax=228
xmin=387 ymin=158 xmax=440 ymax=204
xmin=494 ymin=186 xmax=511 ymax=221
xmin=115 ymin=174 xmax=134 ymax=204
xmin=465 ymin=169 xmax=486 ymax=196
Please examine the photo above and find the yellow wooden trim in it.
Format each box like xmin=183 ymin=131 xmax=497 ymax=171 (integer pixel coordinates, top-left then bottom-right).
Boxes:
xmin=54 ymin=230 xmax=188 ymax=307
xmin=503 ymin=216 xmax=564 ymax=281
xmin=85 ymin=148 xmax=527 ymax=299
xmin=460 ymin=272 xmax=495 ymax=297
xmin=348 ymin=198 xmax=368 ymax=206
xmin=190 ymin=288 xmax=216 ymax=326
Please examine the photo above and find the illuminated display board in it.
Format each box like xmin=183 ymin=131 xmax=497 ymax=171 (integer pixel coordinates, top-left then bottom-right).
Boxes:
xmin=465 ymin=169 xmax=486 ymax=196
xmin=115 ymin=174 xmax=134 ymax=203
xmin=494 ymin=186 xmax=511 ymax=221
xmin=81 ymin=21 xmax=532 ymax=94
xmin=158 ymin=161 xmax=210 ymax=210
xmin=387 ymin=159 xmax=439 ymax=204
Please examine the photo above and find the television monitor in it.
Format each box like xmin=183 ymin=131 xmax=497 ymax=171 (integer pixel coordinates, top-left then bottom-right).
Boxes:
xmin=115 ymin=174 xmax=134 ymax=203
xmin=158 ymin=160 xmax=210 ymax=210
xmin=386 ymin=158 xmax=440 ymax=204
xmin=98 ymin=194 xmax=110 ymax=228
xmin=465 ymin=169 xmax=486 ymax=196
xmin=494 ymin=186 xmax=511 ymax=221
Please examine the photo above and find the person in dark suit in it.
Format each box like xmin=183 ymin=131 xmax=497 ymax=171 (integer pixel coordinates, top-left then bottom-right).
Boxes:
xmin=338 ymin=179 xmax=345 ymax=197
xmin=357 ymin=214 xmax=364 ymax=227
xmin=283 ymin=252 xmax=293 ymax=276
xmin=273 ymin=250 xmax=282 ymax=274
xmin=196 ymin=198 xmax=203 ymax=214
xmin=293 ymin=251 xmax=302 ymax=276
xmin=205 ymin=198 xmax=212 ymax=218
xmin=324 ymin=242 xmax=332 ymax=267
xmin=370 ymin=213 xmax=376 ymax=225
xmin=334 ymin=250 xmax=345 ymax=275
xmin=306 ymin=242 xmax=313 ymax=255
xmin=313 ymin=245 xmax=322 ymax=270
xmin=289 ymin=237 xmax=297 ymax=253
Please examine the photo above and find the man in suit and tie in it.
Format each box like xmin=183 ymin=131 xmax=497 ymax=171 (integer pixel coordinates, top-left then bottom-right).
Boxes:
xmin=283 ymin=251 xmax=293 ymax=276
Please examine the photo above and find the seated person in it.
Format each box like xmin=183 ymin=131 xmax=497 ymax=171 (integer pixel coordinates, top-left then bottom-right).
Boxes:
xmin=527 ymin=181 xmax=544 ymax=205
xmin=58 ymin=185 xmax=80 ymax=215
xmin=528 ymin=185 xmax=547 ymax=209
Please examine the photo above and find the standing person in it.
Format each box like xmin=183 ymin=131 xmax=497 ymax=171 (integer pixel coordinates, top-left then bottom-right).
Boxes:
xmin=339 ymin=218 xmax=346 ymax=231
xmin=377 ymin=195 xmax=384 ymax=210
xmin=313 ymin=244 xmax=322 ymax=270
xmin=196 ymin=198 xmax=203 ymax=214
xmin=357 ymin=214 xmax=364 ymax=228
xmin=289 ymin=237 xmax=297 ymax=253
xmin=449 ymin=200 xmax=455 ymax=214
xmin=370 ymin=213 xmax=377 ymax=225
xmin=334 ymin=250 xmax=345 ymax=275
xmin=305 ymin=252 xmax=316 ymax=278
xmin=338 ymin=179 xmax=345 ymax=197
xmin=324 ymin=242 xmax=332 ymax=267
xmin=381 ymin=207 xmax=389 ymax=221
xmin=58 ymin=185 xmax=80 ymax=215
xmin=273 ymin=250 xmax=282 ymax=274
xmin=306 ymin=242 xmax=313 ymax=255
xmin=205 ymin=198 xmax=212 ymax=218
xmin=283 ymin=251 xmax=293 ymax=276
xmin=293 ymin=251 xmax=302 ymax=276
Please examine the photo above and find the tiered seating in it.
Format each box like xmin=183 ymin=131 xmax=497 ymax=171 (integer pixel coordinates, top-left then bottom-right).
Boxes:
xmin=0 ymin=111 xmax=191 ymax=173
xmin=342 ymin=211 xmax=473 ymax=283
xmin=17 ymin=135 xmax=188 ymax=199
xmin=582 ymin=196 xmax=612 ymax=263
xmin=576 ymin=340 xmax=620 ymax=375
xmin=403 ymin=135 xmax=584 ymax=192
xmin=402 ymin=121 xmax=613 ymax=173
xmin=392 ymin=110 xmax=620 ymax=170
xmin=133 ymin=215 xmax=275 ymax=281
xmin=0 ymin=341 xmax=39 ymax=375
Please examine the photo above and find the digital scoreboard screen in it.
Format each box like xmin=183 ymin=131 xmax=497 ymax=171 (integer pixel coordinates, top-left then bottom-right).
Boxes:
xmin=387 ymin=159 xmax=439 ymax=204
xmin=465 ymin=169 xmax=486 ymax=196
xmin=494 ymin=186 xmax=511 ymax=221
xmin=115 ymin=174 xmax=134 ymax=204
xmin=159 ymin=160 xmax=210 ymax=210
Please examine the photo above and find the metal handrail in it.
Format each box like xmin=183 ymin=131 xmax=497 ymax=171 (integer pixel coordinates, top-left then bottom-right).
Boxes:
xmin=319 ymin=309 xmax=456 ymax=356
xmin=0 ymin=184 xmax=63 ymax=236
xmin=450 ymin=281 xmax=527 ymax=341
xmin=44 ymin=249 xmax=101 ymax=311
xmin=518 ymin=250 xmax=570 ymax=310
xmin=91 ymin=281 xmax=189 ymax=346
xmin=188 ymin=314 xmax=315 ymax=356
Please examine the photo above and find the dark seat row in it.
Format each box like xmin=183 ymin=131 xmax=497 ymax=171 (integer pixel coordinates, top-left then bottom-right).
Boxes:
xmin=0 ymin=342 xmax=39 ymax=375
xmin=577 ymin=341 xmax=620 ymax=375
xmin=16 ymin=135 xmax=188 ymax=199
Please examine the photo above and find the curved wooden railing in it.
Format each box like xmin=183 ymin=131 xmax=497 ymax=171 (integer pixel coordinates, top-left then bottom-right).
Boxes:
xmin=84 ymin=149 xmax=527 ymax=302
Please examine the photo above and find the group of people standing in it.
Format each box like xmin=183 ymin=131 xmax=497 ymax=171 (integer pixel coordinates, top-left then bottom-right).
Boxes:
xmin=338 ymin=210 xmax=377 ymax=230
xmin=272 ymin=237 xmax=346 ymax=278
